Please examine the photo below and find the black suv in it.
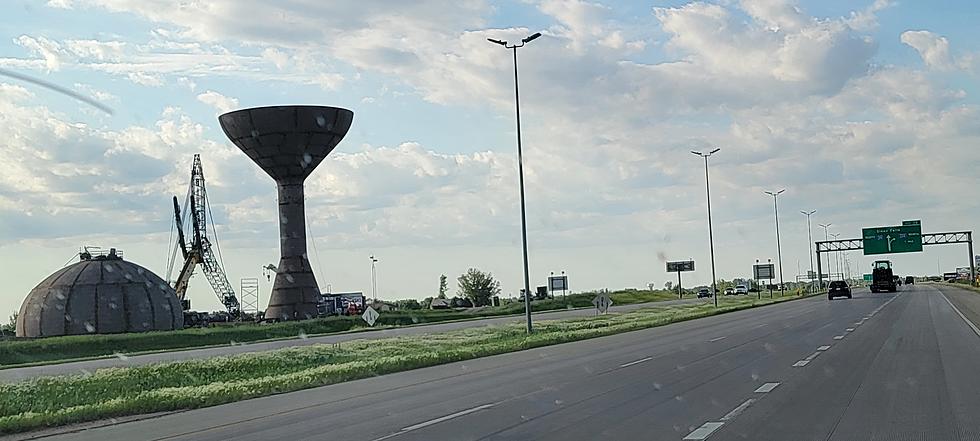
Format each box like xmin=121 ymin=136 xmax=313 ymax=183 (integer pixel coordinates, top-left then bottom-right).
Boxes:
xmin=828 ymin=280 xmax=852 ymax=300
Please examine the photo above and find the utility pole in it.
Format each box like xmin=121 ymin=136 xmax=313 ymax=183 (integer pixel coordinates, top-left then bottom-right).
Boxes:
xmin=819 ymin=223 xmax=832 ymax=287
xmin=488 ymin=31 xmax=542 ymax=333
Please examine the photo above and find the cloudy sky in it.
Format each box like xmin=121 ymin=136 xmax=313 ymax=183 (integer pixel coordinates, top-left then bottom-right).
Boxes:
xmin=1 ymin=0 xmax=978 ymax=316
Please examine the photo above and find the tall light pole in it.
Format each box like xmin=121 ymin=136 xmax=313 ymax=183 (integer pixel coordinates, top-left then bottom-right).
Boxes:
xmin=691 ymin=148 xmax=721 ymax=307
xmin=830 ymin=233 xmax=841 ymax=281
xmin=765 ymin=189 xmax=786 ymax=295
xmin=819 ymin=223 xmax=832 ymax=285
xmin=369 ymin=255 xmax=378 ymax=303
xmin=489 ymin=31 xmax=542 ymax=333
xmin=801 ymin=210 xmax=816 ymax=291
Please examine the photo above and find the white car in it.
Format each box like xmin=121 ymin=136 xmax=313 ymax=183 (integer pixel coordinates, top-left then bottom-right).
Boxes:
xmin=735 ymin=285 xmax=748 ymax=295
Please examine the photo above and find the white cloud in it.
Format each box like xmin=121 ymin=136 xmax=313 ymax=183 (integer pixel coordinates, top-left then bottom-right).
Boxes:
xmin=15 ymin=36 xmax=64 ymax=71
xmin=195 ymin=90 xmax=238 ymax=113
xmin=901 ymin=30 xmax=954 ymax=70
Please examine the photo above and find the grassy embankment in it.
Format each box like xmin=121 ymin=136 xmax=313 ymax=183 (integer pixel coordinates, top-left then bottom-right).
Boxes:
xmin=0 ymin=289 xmax=681 ymax=367
xmin=0 ymin=293 xmax=812 ymax=434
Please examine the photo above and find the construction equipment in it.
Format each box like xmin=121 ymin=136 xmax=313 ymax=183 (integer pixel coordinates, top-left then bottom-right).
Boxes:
xmin=167 ymin=154 xmax=240 ymax=315
xmin=870 ymin=260 xmax=897 ymax=293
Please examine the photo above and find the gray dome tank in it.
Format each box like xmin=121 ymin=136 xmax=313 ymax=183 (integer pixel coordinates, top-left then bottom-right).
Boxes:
xmin=16 ymin=249 xmax=183 ymax=337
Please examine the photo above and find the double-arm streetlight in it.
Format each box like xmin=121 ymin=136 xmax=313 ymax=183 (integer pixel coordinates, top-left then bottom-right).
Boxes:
xmin=818 ymin=223 xmax=832 ymax=287
xmin=691 ymin=148 xmax=721 ymax=307
xmin=764 ymin=190 xmax=786 ymax=295
xmin=830 ymin=233 xmax=841 ymax=281
xmin=488 ymin=31 xmax=542 ymax=333
xmin=801 ymin=210 xmax=816 ymax=292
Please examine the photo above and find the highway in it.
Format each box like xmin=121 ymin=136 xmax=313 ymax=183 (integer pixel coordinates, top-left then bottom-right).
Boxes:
xmin=0 ymin=297 xmax=702 ymax=382
xmin=14 ymin=283 xmax=980 ymax=441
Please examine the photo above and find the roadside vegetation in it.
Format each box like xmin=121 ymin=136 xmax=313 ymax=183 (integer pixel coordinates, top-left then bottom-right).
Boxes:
xmin=0 ymin=288 xmax=684 ymax=367
xmin=0 ymin=293 xmax=811 ymax=434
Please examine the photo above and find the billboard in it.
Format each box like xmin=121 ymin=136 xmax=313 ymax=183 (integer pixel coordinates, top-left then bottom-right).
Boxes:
xmin=549 ymin=275 xmax=568 ymax=291
xmin=667 ymin=260 xmax=695 ymax=272
xmin=754 ymin=263 xmax=775 ymax=280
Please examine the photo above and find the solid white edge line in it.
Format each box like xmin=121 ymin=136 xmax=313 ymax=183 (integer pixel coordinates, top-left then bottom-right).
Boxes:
xmin=709 ymin=336 xmax=727 ymax=342
xmin=817 ymin=345 xmax=831 ymax=351
xmin=683 ymin=422 xmax=725 ymax=440
xmin=720 ymin=398 xmax=756 ymax=421
xmin=399 ymin=403 xmax=495 ymax=432
xmin=619 ymin=356 xmax=653 ymax=368
xmin=940 ymin=291 xmax=980 ymax=338
xmin=754 ymin=382 xmax=780 ymax=393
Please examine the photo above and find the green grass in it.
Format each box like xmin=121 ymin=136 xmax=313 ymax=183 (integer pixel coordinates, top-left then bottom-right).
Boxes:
xmin=0 ymin=289 xmax=681 ymax=368
xmin=0 ymin=294 xmax=812 ymax=434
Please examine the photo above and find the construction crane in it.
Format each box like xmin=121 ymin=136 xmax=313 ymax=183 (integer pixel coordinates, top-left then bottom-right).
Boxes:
xmin=167 ymin=154 xmax=240 ymax=315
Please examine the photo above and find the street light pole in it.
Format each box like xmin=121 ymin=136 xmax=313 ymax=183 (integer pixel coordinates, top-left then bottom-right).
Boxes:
xmin=765 ymin=189 xmax=786 ymax=295
xmin=691 ymin=148 xmax=721 ymax=307
xmin=819 ymin=223 xmax=832 ymax=286
xmin=489 ymin=32 xmax=542 ymax=334
xmin=369 ymin=255 xmax=378 ymax=303
xmin=801 ymin=210 xmax=816 ymax=292
xmin=830 ymin=233 xmax=841 ymax=281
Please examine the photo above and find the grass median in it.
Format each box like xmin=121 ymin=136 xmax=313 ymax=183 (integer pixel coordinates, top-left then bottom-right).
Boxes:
xmin=0 ymin=289 xmax=679 ymax=368
xmin=0 ymin=293 xmax=811 ymax=434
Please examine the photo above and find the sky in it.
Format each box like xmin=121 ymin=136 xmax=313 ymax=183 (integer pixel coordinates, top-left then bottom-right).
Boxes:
xmin=1 ymin=0 xmax=978 ymax=317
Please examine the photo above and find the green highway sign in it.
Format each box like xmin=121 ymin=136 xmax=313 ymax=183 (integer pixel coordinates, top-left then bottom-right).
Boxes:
xmin=862 ymin=224 xmax=923 ymax=255
xmin=863 ymin=274 xmax=873 ymax=282
xmin=902 ymin=220 xmax=921 ymax=226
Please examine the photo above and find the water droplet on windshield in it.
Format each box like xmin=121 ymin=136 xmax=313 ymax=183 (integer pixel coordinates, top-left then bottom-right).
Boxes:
xmin=303 ymin=153 xmax=312 ymax=164
xmin=281 ymin=215 xmax=288 ymax=224
xmin=84 ymin=322 xmax=96 ymax=333
xmin=285 ymin=274 xmax=295 ymax=283
xmin=105 ymin=264 xmax=114 ymax=272
xmin=251 ymin=129 xmax=260 ymax=138
xmin=298 ymin=331 xmax=308 ymax=339
xmin=315 ymin=115 xmax=326 ymax=127
xmin=113 ymin=352 xmax=129 ymax=361
xmin=109 ymin=302 xmax=118 ymax=310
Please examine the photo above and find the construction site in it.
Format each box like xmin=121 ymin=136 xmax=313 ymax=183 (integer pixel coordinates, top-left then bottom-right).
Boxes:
xmin=14 ymin=105 xmax=362 ymax=337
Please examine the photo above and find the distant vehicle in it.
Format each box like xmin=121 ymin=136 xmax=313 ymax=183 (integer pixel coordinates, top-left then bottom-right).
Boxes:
xmin=724 ymin=287 xmax=735 ymax=296
xmin=893 ymin=276 xmax=902 ymax=286
xmin=735 ymin=285 xmax=748 ymax=295
xmin=828 ymin=280 xmax=852 ymax=300
xmin=871 ymin=260 xmax=897 ymax=293
xmin=905 ymin=276 xmax=915 ymax=285
xmin=697 ymin=288 xmax=712 ymax=298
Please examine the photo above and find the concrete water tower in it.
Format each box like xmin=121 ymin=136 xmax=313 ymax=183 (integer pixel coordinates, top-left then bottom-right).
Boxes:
xmin=218 ymin=106 xmax=353 ymax=320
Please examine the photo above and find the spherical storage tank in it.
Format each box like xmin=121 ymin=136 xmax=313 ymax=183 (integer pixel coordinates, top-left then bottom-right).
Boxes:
xmin=16 ymin=249 xmax=183 ymax=337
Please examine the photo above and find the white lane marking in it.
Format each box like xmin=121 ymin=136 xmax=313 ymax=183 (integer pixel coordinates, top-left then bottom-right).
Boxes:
xmin=817 ymin=345 xmax=831 ymax=351
xmin=753 ymin=323 xmax=768 ymax=329
xmin=792 ymin=360 xmax=809 ymax=367
xmin=833 ymin=335 xmax=844 ymax=340
xmin=399 ymin=403 xmax=494 ymax=432
xmin=684 ymin=422 xmax=725 ymax=440
xmin=619 ymin=356 xmax=652 ymax=368
xmin=709 ymin=336 xmax=727 ymax=342
xmin=804 ymin=351 xmax=821 ymax=361
xmin=720 ymin=399 xmax=756 ymax=421
xmin=845 ymin=328 xmax=854 ymax=332
xmin=941 ymin=291 xmax=980 ymax=338
xmin=754 ymin=382 xmax=780 ymax=393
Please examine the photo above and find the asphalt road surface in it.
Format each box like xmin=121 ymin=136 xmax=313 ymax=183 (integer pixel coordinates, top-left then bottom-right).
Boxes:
xmin=0 ymin=297 xmax=704 ymax=382
xmin=12 ymin=284 xmax=980 ymax=441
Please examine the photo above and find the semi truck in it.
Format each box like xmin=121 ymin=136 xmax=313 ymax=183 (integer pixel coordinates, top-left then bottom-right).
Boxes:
xmin=870 ymin=260 xmax=897 ymax=293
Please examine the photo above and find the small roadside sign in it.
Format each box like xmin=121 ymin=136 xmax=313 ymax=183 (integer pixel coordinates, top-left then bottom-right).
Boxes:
xmin=592 ymin=293 xmax=613 ymax=314
xmin=361 ymin=306 xmax=379 ymax=327
xmin=753 ymin=263 xmax=775 ymax=280
xmin=667 ymin=260 xmax=695 ymax=272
